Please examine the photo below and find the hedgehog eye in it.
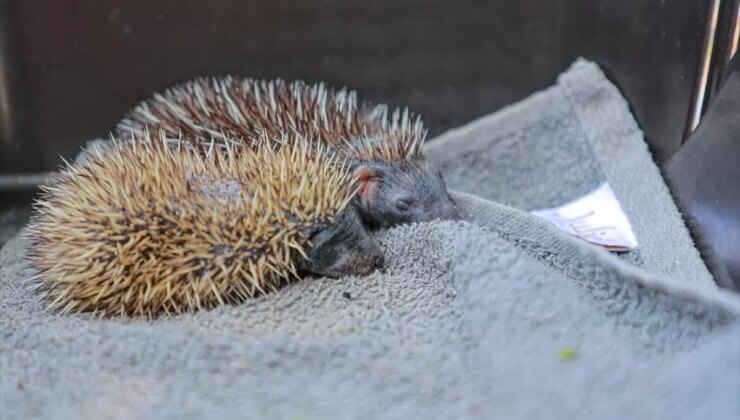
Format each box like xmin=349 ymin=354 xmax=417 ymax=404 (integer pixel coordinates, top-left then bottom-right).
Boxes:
xmin=306 ymin=224 xmax=331 ymax=245
xmin=395 ymin=196 xmax=413 ymax=211
xmin=305 ymin=227 xmax=321 ymax=241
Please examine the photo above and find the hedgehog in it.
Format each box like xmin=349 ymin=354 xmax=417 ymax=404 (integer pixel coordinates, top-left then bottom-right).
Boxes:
xmin=115 ymin=77 xmax=461 ymax=229
xmin=25 ymin=131 xmax=383 ymax=317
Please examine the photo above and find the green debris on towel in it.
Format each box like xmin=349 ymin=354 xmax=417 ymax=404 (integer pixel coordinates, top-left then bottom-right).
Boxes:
xmin=336 ymin=326 xmax=361 ymax=336
xmin=558 ymin=347 xmax=578 ymax=360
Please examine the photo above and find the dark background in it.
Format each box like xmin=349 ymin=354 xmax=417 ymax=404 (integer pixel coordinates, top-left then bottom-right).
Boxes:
xmin=0 ymin=0 xmax=709 ymax=173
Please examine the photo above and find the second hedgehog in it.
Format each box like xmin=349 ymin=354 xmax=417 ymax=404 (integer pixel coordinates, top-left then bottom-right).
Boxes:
xmin=26 ymin=132 xmax=383 ymax=317
xmin=116 ymin=77 xmax=461 ymax=229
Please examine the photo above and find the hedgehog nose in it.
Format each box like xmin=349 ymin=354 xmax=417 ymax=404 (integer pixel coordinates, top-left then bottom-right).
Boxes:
xmin=450 ymin=206 xmax=463 ymax=221
xmin=446 ymin=202 xmax=463 ymax=221
xmin=372 ymin=253 xmax=385 ymax=270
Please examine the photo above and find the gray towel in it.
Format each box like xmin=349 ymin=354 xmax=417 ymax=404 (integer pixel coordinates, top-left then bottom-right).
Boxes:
xmin=426 ymin=59 xmax=712 ymax=284
xmin=1 ymin=59 xmax=738 ymax=420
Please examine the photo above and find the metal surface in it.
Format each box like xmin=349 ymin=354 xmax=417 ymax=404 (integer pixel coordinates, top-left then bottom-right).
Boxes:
xmin=665 ymin=56 xmax=740 ymax=291
xmin=0 ymin=0 xmax=709 ymax=173
xmin=731 ymin=6 xmax=740 ymax=57
xmin=0 ymin=173 xmax=53 ymax=190
xmin=686 ymin=0 xmax=721 ymax=135
xmin=701 ymin=0 xmax=740 ymax=116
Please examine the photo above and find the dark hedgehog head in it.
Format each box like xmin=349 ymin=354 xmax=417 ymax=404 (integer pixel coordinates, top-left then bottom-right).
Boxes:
xmin=299 ymin=205 xmax=384 ymax=277
xmin=344 ymin=109 xmax=461 ymax=229
xmin=351 ymin=159 xmax=460 ymax=229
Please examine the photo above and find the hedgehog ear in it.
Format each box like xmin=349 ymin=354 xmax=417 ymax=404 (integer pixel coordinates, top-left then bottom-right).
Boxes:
xmin=353 ymin=165 xmax=381 ymax=202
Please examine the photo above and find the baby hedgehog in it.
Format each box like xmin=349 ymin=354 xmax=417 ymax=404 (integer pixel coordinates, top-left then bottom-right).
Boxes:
xmin=116 ymin=77 xmax=461 ymax=229
xmin=25 ymin=132 xmax=383 ymax=317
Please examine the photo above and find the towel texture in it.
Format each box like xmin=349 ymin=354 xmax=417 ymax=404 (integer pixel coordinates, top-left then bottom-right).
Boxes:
xmin=1 ymin=59 xmax=738 ymax=420
xmin=426 ymin=59 xmax=713 ymax=283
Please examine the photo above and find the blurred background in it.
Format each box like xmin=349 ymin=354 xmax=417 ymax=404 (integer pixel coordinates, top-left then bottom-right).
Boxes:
xmin=0 ymin=0 xmax=738 ymax=287
xmin=1 ymin=0 xmax=732 ymax=170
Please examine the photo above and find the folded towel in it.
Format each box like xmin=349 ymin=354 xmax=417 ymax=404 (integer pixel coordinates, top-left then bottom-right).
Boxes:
xmin=1 ymin=59 xmax=738 ymax=420
xmin=426 ymin=58 xmax=713 ymax=284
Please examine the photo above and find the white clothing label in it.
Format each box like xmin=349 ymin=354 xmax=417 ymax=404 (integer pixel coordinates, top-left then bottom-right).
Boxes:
xmin=530 ymin=182 xmax=638 ymax=252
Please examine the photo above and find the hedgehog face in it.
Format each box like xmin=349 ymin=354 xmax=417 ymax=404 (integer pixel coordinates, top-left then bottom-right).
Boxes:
xmin=298 ymin=207 xmax=384 ymax=277
xmin=353 ymin=160 xmax=461 ymax=229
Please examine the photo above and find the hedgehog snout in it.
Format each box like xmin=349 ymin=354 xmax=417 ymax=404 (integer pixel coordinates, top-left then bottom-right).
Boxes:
xmin=349 ymin=247 xmax=384 ymax=276
xmin=427 ymin=194 xmax=462 ymax=222
xmin=443 ymin=201 xmax=463 ymax=221
xmin=353 ymin=249 xmax=383 ymax=273
xmin=369 ymin=251 xmax=385 ymax=271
